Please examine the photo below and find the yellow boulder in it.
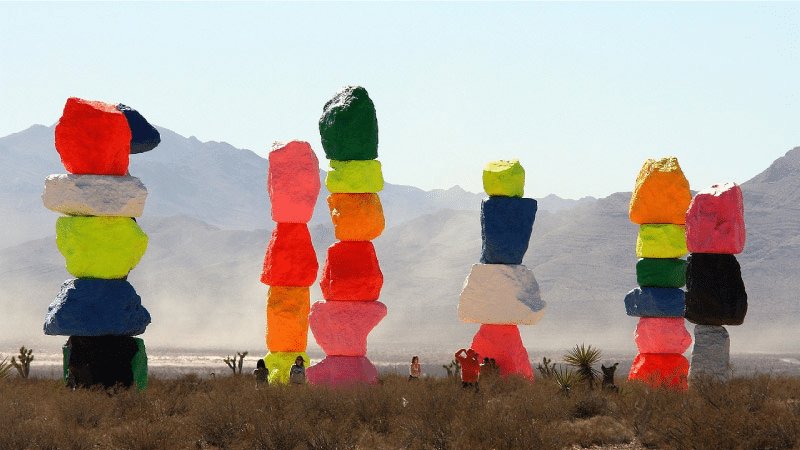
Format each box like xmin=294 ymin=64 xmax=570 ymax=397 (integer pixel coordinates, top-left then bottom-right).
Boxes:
xmin=482 ymin=159 xmax=525 ymax=197
xmin=636 ymin=224 xmax=688 ymax=258
xmin=264 ymin=351 xmax=309 ymax=385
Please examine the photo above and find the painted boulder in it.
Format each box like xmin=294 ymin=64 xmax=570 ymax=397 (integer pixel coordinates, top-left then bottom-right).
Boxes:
xmin=325 ymin=160 xmax=384 ymax=193
xmin=55 ymin=97 xmax=131 ymax=175
xmin=634 ymin=317 xmax=691 ymax=354
xmin=266 ymin=287 xmax=311 ymax=352
xmin=268 ymin=141 xmax=321 ymax=223
xmin=482 ymin=159 xmax=525 ymax=197
xmin=56 ymin=216 xmax=148 ymax=279
xmin=44 ymin=278 xmax=151 ymax=336
xmin=685 ymin=182 xmax=745 ymax=254
xmin=306 ymin=355 xmax=379 ymax=386
xmin=628 ymin=353 xmax=689 ymax=391
xmin=629 ymin=157 xmax=691 ymax=225
xmin=320 ymin=241 xmax=383 ymax=301
xmin=624 ymin=287 xmax=685 ymax=318
xmin=261 ymin=223 xmax=318 ymax=287
xmin=689 ymin=325 xmax=731 ymax=381
xmin=42 ymin=174 xmax=148 ymax=217
xmin=480 ymin=197 xmax=537 ymax=265
xmin=636 ymin=258 xmax=687 ymax=288
xmin=471 ymin=324 xmax=534 ymax=379
xmin=264 ymin=351 xmax=310 ymax=385
xmin=684 ymin=253 xmax=747 ymax=326
xmin=636 ymin=224 xmax=688 ymax=259
xmin=458 ymin=264 xmax=545 ymax=325
xmin=65 ymin=336 xmax=140 ymax=389
xmin=328 ymin=193 xmax=385 ymax=241
xmin=308 ymin=301 xmax=387 ymax=356
xmin=319 ymin=86 xmax=379 ymax=161
xmin=115 ymin=104 xmax=161 ymax=154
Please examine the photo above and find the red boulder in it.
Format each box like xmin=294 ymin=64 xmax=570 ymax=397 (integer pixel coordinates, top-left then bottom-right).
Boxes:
xmin=260 ymin=223 xmax=318 ymax=287
xmin=685 ymin=182 xmax=745 ymax=254
xmin=320 ymin=241 xmax=383 ymax=301
xmin=55 ymin=97 xmax=131 ymax=175
xmin=628 ymin=353 xmax=689 ymax=391
xmin=470 ymin=324 xmax=534 ymax=379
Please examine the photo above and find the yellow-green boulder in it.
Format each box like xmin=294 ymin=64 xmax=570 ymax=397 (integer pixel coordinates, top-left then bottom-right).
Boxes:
xmin=483 ymin=160 xmax=525 ymax=197
xmin=56 ymin=217 xmax=148 ymax=279
xmin=636 ymin=224 xmax=687 ymax=258
xmin=264 ymin=351 xmax=309 ymax=385
xmin=325 ymin=160 xmax=384 ymax=193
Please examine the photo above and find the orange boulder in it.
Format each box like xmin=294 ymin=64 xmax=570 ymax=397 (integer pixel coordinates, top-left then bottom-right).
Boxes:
xmin=266 ymin=286 xmax=310 ymax=352
xmin=629 ymin=157 xmax=691 ymax=225
xmin=327 ymin=193 xmax=385 ymax=241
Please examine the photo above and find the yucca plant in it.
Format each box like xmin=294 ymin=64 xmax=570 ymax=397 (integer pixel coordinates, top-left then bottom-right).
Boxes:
xmin=563 ymin=344 xmax=602 ymax=390
xmin=0 ymin=356 xmax=13 ymax=380
xmin=553 ymin=366 xmax=578 ymax=396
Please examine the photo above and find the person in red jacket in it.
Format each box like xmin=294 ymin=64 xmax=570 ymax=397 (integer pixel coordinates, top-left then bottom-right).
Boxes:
xmin=455 ymin=348 xmax=481 ymax=390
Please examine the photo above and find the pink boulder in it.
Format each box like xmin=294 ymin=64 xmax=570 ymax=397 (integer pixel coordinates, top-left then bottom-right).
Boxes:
xmin=470 ymin=324 xmax=534 ymax=379
xmin=320 ymin=241 xmax=383 ymax=301
xmin=634 ymin=318 xmax=692 ymax=354
xmin=268 ymin=141 xmax=321 ymax=223
xmin=628 ymin=353 xmax=689 ymax=391
xmin=306 ymin=355 xmax=379 ymax=386
xmin=55 ymin=97 xmax=132 ymax=175
xmin=685 ymin=182 xmax=745 ymax=254
xmin=308 ymin=301 xmax=387 ymax=356
xmin=260 ymin=223 xmax=318 ymax=287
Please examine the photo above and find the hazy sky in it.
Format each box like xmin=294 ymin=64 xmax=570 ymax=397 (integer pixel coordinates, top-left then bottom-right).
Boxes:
xmin=2 ymin=2 xmax=798 ymax=199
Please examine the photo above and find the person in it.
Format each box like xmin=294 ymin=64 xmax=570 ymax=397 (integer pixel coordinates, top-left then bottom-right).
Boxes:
xmin=454 ymin=348 xmax=481 ymax=391
xmin=409 ymin=355 xmax=421 ymax=381
xmin=253 ymin=358 xmax=268 ymax=389
xmin=289 ymin=355 xmax=306 ymax=386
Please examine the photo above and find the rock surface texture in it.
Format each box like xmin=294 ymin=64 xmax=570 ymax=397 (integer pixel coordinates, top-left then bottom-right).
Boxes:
xmin=636 ymin=224 xmax=688 ymax=258
xmin=319 ymin=241 xmax=383 ymax=301
xmin=42 ymin=174 xmax=148 ymax=217
xmin=624 ymin=287 xmax=686 ymax=318
xmin=470 ymin=324 xmax=534 ymax=378
xmin=634 ymin=318 xmax=691 ymax=354
xmin=306 ymin=355 xmax=379 ymax=386
xmin=628 ymin=157 xmax=691 ymax=225
xmin=325 ymin=160 xmax=384 ymax=193
xmin=628 ymin=353 xmax=689 ymax=391
xmin=268 ymin=141 xmax=321 ymax=223
xmin=56 ymin=216 xmax=148 ymax=279
xmin=55 ymin=97 xmax=131 ymax=175
xmin=689 ymin=325 xmax=731 ymax=381
xmin=482 ymin=159 xmax=525 ymax=197
xmin=266 ymin=287 xmax=311 ymax=352
xmin=458 ymin=264 xmax=545 ymax=325
xmin=685 ymin=182 xmax=745 ymax=254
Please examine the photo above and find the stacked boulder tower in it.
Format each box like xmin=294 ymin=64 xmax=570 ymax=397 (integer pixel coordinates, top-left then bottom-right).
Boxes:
xmin=306 ymin=86 xmax=387 ymax=385
xmin=625 ymin=157 xmax=692 ymax=390
xmin=42 ymin=97 xmax=160 ymax=390
xmin=457 ymin=160 xmax=545 ymax=379
xmin=260 ymin=141 xmax=321 ymax=384
xmin=684 ymin=182 xmax=747 ymax=381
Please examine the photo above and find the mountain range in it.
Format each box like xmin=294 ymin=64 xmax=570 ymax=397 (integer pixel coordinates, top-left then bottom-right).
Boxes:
xmin=1 ymin=124 xmax=797 ymax=356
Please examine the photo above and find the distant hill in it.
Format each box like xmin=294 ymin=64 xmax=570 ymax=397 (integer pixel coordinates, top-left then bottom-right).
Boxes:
xmin=0 ymin=124 xmax=585 ymax=249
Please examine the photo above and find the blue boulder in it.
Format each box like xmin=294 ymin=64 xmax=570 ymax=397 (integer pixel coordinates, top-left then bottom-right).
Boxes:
xmin=44 ymin=278 xmax=151 ymax=336
xmin=480 ymin=197 xmax=537 ymax=264
xmin=624 ymin=287 xmax=685 ymax=318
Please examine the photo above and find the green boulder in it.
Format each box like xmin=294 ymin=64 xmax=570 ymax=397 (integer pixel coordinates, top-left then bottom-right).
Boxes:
xmin=325 ymin=160 xmax=384 ymax=193
xmin=56 ymin=217 xmax=148 ymax=279
xmin=637 ymin=258 xmax=687 ymax=288
xmin=319 ymin=86 xmax=378 ymax=161
xmin=483 ymin=159 xmax=525 ymax=197
xmin=132 ymin=338 xmax=148 ymax=391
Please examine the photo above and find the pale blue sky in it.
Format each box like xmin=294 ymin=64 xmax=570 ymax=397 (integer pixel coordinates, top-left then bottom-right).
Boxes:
xmin=1 ymin=2 xmax=798 ymax=199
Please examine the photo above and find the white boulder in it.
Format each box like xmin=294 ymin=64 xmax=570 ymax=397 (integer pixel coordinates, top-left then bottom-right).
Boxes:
xmin=689 ymin=325 xmax=731 ymax=381
xmin=42 ymin=174 xmax=147 ymax=217
xmin=458 ymin=264 xmax=546 ymax=325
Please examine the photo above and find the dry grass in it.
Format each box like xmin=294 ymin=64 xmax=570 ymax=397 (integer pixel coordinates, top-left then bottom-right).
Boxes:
xmin=0 ymin=373 xmax=798 ymax=450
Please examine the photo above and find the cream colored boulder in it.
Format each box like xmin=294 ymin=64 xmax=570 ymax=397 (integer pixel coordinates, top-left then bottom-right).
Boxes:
xmin=42 ymin=174 xmax=147 ymax=217
xmin=458 ymin=264 xmax=546 ymax=325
